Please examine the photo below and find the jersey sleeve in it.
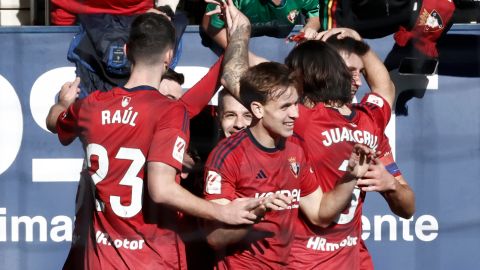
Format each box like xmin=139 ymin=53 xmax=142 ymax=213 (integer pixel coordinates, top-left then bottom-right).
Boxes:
xmin=302 ymin=0 xmax=320 ymax=18
xmin=300 ymin=161 xmax=318 ymax=197
xmin=360 ymin=93 xmax=392 ymax=130
xmin=148 ymin=102 xmax=190 ymax=171
xmin=203 ymin=145 xmax=238 ymax=202
xmin=56 ymin=99 xmax=83 ymax=146
xmin=206 ymin=3 xmax=225 ymax=29
xmin=180 ymin=55 xmax=223 ymax=118
xmin=377 ymin=134 xmax=402 ymax=177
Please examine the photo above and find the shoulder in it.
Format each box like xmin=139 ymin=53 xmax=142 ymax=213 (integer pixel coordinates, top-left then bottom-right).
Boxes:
xmin=207 ymin=131 xmax=249 ymax=170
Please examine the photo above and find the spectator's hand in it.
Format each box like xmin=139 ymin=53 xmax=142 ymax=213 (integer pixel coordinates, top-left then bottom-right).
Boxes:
xmin=217 ymin=197 xmax=262 ymax=225
xmin=346 ymin=144 xmax=375 ymax=178
xmin=357 ymin=158 xmax=398 ymax=192
xmin=205 ymin=0 xmax=251 ymax=41
xmin=316 ymin=27 xmax=362 ymax=41
xmin=301 ymin=26 xmax=318 ymax=40
xmin=58 ymin=77 xmax=81 ymax=108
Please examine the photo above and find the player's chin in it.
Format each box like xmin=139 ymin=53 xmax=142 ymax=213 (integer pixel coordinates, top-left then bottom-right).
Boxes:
xmin=281 ymin=123 xmax=295 ymax=137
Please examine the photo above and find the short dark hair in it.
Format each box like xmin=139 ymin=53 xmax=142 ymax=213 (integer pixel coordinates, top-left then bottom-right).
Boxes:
xmin=217 ymin=89 xmax=232 ymax=114
xmin=127 ymin=13 xmax=175 ymax=65
xmin=285 ymin=40 xmax=351 ymax=106
xmin=325 ymin=34 xmax=370 ymax=57
xmin=162 ymin=68 xmax=184 ymax=85
xmin=239 ymin=62 xmax=300 ymax=111
xmin=155 ymin=5 xmax=175 ymax=20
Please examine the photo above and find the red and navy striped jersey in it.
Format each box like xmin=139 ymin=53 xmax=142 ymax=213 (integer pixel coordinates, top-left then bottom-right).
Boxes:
xmin=204 ymin=128 xmax=318 ymax=269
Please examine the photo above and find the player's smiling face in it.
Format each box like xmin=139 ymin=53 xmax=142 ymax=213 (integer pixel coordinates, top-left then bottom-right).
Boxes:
xmin=340 ymin=52 xmax=364 ymax=99
xmin=219 ymin=94 xmax=252 ymax=138
xmin=261 ymin=86 xmax=299 ymax=139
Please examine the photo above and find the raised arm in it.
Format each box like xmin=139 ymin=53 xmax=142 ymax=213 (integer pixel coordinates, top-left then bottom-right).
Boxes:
xmin=361 ymin=45 xmax=395 ymax=107
xmin=317 ymin=27 xmax=396 ymax=107
xmin=300 ymin=144 xmax=375 ymax=227
xmin=179 ymin=55 xmax=223 ymax=118
xmin=215 ymin=0 xmax=251 ymax=99
xmin=46 ymin=77 xmax=81 ymax=133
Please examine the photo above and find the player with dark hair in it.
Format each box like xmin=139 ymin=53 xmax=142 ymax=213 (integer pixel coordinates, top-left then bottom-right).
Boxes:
xmin=203 ymin=3 xmax=375 ymax=269
xmin=217 ymin=89 xmax=252 ymax=138
xmin=46 ymin=13 xmax=261 ymax=269
xmin=159 ymin=68 xmax=185 ymax=100
xmin=322 ymin=28 xmax=415 ymax=270
xmin=283 ymin=31 xmax=397 ymax=269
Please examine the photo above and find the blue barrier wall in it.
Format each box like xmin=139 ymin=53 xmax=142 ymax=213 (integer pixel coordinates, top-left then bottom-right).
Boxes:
xmin=0 ymin=25 xmax=479 ymax=270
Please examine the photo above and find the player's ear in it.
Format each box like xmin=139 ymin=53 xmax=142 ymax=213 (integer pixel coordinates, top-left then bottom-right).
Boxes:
xmin=250 ymin=101 xmax=263 ymax=119
xmin=164 ymin=48 xmax=174 ymax=70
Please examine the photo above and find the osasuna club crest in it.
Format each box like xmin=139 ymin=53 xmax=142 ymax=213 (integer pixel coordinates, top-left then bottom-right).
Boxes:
xmin=419 ymin=9 xmax=444 ymax=32
xmin=122 ymin=96 xmax=131 ymax=107
xmin=289 ymin=157 xmax=300 ymax=178
xmin=287 ymin=10 xmax=299 ymax=24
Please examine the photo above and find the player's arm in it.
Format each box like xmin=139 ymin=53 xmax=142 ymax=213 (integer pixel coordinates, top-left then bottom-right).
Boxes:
xmin=147 ymin=161 xmax=260 ymax=225
xmin=205 ymin=194 xmax=290 ymax=249
xmin=361 ymin=43 xmax=395 ymax=108
xmin=299 ymin=144 xmax=374 ymax=227
xmin=357 ymin=158 xmax=415 ymax=219
xmin=211 ymin=0 xmax=251 ymax=99
xmin=179 ymin=55 xmax=224 ymax=118
xmin=317 ymin=27 xmax=395 ymax=107
xmin=46 ymin=77 xmax=81 ymax=133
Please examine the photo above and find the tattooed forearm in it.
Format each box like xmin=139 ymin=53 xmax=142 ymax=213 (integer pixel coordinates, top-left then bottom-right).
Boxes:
xmin=222 ymin=25 xmax=250 ymax=99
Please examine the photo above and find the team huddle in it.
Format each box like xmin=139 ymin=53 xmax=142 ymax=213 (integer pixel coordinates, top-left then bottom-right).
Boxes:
xmin=46 ymin=1 xmax=415 ymax=269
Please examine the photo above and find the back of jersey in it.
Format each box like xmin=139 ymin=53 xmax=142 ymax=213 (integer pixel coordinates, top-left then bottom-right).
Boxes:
xmin=59 ymin=86 xmax=190 ymax=269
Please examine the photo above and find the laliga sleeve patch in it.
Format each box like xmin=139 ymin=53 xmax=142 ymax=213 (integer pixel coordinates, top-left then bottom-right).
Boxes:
xmin=366 ymin=95 xmax=384 ymax=108
xmin=172 ymin=136 xmax=186 ymax=163
xmin=205 ymin=170 xmax=222 ymax=194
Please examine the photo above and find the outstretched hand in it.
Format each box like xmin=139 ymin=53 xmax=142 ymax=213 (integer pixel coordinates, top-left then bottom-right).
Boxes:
xmin=205 ymin=0 xmax=251 ymax=41
xmin=347 ymin=144 xmax=375 ymax=178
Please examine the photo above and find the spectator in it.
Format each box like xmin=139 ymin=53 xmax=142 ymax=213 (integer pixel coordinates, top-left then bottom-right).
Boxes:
xmin=45 ymin=13 xmax=260 ymax=269
xmin=64 ymin=1 xmax=187 ymax=97
xmin=51 ymin=0 xmax=180 ymax=25
xmin=202 ymin=0 xmax=320 ymax=65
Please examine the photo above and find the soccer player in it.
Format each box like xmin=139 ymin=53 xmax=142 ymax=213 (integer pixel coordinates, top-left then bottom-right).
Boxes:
xmin=202 ymin=2 xmax=375 ymax=268
xmin=216 ymin=89 xmax=252 ymax=138
xmin=46 ymin=13 xmax=261 ymax=269
xmin=321 ymin=28 xmax=415 ymax=269
xmin=283 ymin=33 xmax=398 ymax=269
